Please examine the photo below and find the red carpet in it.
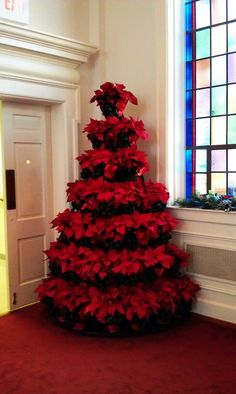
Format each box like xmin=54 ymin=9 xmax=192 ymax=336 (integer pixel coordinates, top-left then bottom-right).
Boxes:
xmin=0 ymin=304 xmax=235 ymax=394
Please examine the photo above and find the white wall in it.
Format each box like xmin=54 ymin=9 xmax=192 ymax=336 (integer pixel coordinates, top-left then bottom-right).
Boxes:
xmin=29 ymin=0 xmax=90 ymax=42
xmin=79 ymin=0 xmax=167 ymax=182
xmin=26 ymin=0 xmax=167 ymax=183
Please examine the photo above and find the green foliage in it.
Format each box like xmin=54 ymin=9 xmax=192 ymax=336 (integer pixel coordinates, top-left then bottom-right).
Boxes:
xmin=175 ymin=192 xmax=236 ymax=211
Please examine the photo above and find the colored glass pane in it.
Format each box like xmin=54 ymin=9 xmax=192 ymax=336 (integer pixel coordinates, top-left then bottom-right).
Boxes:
xmin=196 ymin=59 xmax=210 ymax=88
xmin=228 ymin=53 xmax=236 ymax=84
xmin=211 ymin=86 xmax=226 ymax=116
xmin=186 ymin=119 xmax=193 ymax=146
xmin=211 ymin=56 xmax=226 ymax=86
xmin=228 ymin=22 xmax=236 ymax=53
xmin=186 ymin=173 xmax=192 ymax=198
xmin=186 ymin=62 xmax=193 ymax=90
xmin=185 ymin=2 xmax=193 ymax=31
xmin=196 ymin=0 xmax=210 ymax=29
xmin=228 ymin=0 xmax=236 ymax=21
xmin=212 ymin=0 xmax=226 ymax=25
xmin=211 ymin=25 xmax=226 ymax=56
xmin=228 ymin=115 xmax=236 ymax=144
xmin=196 ymin=173 xmax=207 ymax=194
xmin=186 ymin=90 xmax=193 ymax=118
xmin=228 ymin=149 xmax=236 ymax=171
xmin=211 ymin=150 xmax=226 ymax=171
xmin=211 ymin=173 xmax=226 ymax=194
xmin=211 ymin=116 xmax=226 ymax=145
xmin=228 ymin=173 xmax=236 ymax=196
xmin=186 ymin=33 xmax=193 ymax=61
xmin=196 ymin=88 xmax=210 ymax=117
xmin=228 ymin=84 xmax=236 ymax=114
xmin=186 ymin=150 xmax=192 ymax=172
xmin=196 ymin=118 xmax=210 ymax=145
xmin=196 ymin=149 xmax=207 ymax=172
xmin=196 ymin=29 xmax=210 ymax=59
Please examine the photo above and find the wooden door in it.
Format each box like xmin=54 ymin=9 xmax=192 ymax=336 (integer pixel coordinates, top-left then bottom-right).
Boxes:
xmin=3 ymin=102 xmax=53 ymax=309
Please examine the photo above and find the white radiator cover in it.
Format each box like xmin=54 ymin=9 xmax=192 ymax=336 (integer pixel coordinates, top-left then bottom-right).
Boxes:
xmin=187 ymin=244 xmax=236 ymax=281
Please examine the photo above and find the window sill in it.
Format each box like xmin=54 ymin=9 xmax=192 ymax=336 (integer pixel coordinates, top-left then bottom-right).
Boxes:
xmin=167 ymin=205 xmax=236 ymax=226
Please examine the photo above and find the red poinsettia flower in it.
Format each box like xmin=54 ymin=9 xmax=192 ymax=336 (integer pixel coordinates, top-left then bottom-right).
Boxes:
xmin=36 ymin=81 xmax=201 ymax=335
xmin=66 ymin=178 xmax=169 ymax=214
xmin=36 ymin=274 xmax=200 ymax=330
xmin=83 ymin=116 xmax=148 ymax=148
xmin=78 ymin=146 xmax=149 ymax=181
xmin=167 ymin=244 xmax=190 ymax=267
xmin=90 ymin=82 xmax=138 ymax=116
xmin=107 ymin=324 xmax=120 ymax=334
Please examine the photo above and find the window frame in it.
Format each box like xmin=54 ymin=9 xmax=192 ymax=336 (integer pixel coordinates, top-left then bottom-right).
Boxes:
xmin=166 ymin=0 xmax=236 ymax=223
xmin=166 ymin=0 xmax=185 ymax=205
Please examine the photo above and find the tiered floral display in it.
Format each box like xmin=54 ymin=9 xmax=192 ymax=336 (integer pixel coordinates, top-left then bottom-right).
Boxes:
xmin=36 ymin=82 xmax=200 ymax=334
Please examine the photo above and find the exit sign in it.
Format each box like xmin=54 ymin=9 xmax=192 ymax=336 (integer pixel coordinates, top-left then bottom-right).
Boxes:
xmin=0 ymin=0 xmax=29 ymax=24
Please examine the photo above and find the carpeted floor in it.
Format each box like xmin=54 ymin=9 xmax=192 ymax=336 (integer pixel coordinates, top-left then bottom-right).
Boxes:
xmin=0 ymin=304 xmax=235 ymax=394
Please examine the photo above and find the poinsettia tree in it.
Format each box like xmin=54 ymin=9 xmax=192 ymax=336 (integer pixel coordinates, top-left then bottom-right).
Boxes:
xmin=36 ymin=82 xmax=200 ymax=334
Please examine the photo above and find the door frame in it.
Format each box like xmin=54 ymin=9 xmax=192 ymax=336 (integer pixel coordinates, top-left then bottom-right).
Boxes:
xmin=1 ymin=95 xmax=80 ymax=213
xmin=0 ymin=21 xmax=96 ymax=314
xmin=2 ymin=102 xmax=55 ymax=310
xmin=0 ymin=95 xmax=80 ymax=314
xmin=0 ymin=95 xmax=79 ymax=314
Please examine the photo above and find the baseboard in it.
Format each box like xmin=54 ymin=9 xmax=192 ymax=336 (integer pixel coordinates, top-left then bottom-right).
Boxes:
xmin=0 ymin=311 xmax=9 ymax=317
xmin=191 ymin=311 xmax=236 ymax=329
xmin=10 ymin=300 xmax=39 ymax=312
xmin=190 ymin=273 xmax=236 ymax=324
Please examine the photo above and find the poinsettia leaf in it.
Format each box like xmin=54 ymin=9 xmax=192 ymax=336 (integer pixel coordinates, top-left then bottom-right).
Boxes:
xmin=135 ymin=306 xmax=148 ymax=319
xmin=98 ymin=271 xmax=107 ymax=279
xmin=126 ymin=307 xmax=134 ymax=321
xmin=93 ymin=263 xmax=101 ymax=273
xmin=132 ymin=262 xmax=141 ymax=273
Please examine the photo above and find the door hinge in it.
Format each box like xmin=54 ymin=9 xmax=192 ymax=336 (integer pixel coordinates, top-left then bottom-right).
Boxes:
xmin=12 ymin=292 xmax=17 ymax=305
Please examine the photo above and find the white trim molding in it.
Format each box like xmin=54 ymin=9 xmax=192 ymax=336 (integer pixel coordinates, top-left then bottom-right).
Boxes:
xmin=0 ymin=21 xmax=97 ymax=63
xmin=190 ymin=274 xmax=236 ymax=324
xmin=166 ymin=0 xmax=185 ymax=203
xmin=0 ymin=21 xmax=97 ymax=87
xmin=0 ymin=21 xmax=97 ymax=315
xmin=171 ymin=226 xmax=236 ymax=324
xmin=168 ymin=206 xmax=236 ymax=227
xmin=0 ymin=22 xmax=97 ymax=193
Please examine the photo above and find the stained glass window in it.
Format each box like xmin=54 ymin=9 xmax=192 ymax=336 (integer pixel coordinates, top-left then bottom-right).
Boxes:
xmin=185 ymin=0 xmax=236 ymax=197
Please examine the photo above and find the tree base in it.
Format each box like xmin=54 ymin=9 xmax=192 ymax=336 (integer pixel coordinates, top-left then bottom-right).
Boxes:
xmin=41 ymin=297 xmax=193 ymax=337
